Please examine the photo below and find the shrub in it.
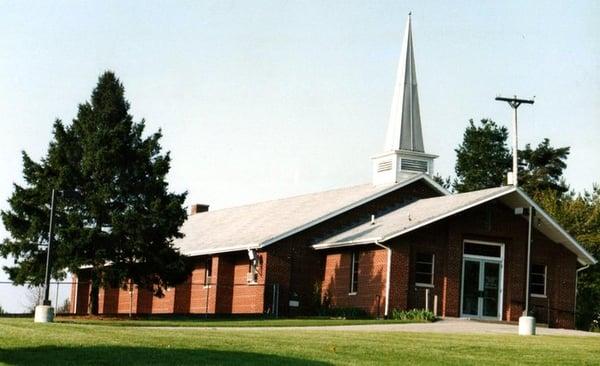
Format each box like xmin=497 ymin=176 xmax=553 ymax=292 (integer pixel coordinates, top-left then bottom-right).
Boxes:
xmin=390 ymin=308 xmax=435 ymax=322
xmin=318 ymin=307 xmax=368 ymax=319
xmin=590 ymin=312 xmax=600 ymax=333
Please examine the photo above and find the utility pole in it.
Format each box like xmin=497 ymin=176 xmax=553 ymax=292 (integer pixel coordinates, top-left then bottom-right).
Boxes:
xmin=495 ymin=95 xmax=534 ymax=187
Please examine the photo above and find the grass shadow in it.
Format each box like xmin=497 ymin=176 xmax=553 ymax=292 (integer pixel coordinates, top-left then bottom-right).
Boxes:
xmin=0 ymin=345 xmax=331 ymax=365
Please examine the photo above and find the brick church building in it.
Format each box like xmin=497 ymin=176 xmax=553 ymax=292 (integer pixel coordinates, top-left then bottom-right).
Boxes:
xmin=71 ymin=16 xmax=595 ymax=329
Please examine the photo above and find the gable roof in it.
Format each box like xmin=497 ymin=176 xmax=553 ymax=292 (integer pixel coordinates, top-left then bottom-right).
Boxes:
xmin=175 ymin=174 xmax=448 ymax=257
xmin=312 ymin=186 xmax=597 ymax=266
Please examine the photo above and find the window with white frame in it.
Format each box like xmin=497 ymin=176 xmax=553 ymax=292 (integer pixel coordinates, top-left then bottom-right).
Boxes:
xmin=530 ymin=264 xmax=546 ymax=297
xmin=349 ymin=251 xmax=359 ymax=294
xmin=415 ymin=253 xmax=434 ymax=287
xmin=204 ymin=257 xmax=212 ymax=286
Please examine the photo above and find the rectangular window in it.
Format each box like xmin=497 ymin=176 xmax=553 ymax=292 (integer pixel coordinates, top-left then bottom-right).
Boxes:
xmin=349 ymin=251 xmax=359 ymax=294
xmin=530 ymin=264 xmax=546 ymax=297
xmin=204 ymin=257 xmax=212 ymax=286
xmin=464 ymin=242 xmax=501 ymax=258
xmin=415 ymin=253 xmax=434 ymax=287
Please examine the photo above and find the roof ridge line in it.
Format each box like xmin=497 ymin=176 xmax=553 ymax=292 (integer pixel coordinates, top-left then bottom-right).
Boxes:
xmin=188 ymin=182 xmax=397 ymax=216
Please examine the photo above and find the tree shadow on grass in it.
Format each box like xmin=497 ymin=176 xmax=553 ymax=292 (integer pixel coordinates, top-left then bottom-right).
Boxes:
xmin=0 ymin=346 xmax=331 ymax=366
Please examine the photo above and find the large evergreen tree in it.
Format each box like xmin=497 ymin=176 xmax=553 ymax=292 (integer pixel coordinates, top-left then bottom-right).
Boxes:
xmin=1 ymin=72 xmax=191 ymax=314
xmin=453 ymin=119 xmax=512 ymax=192
xmin=518 ymin=138 xmax=570 ymax=194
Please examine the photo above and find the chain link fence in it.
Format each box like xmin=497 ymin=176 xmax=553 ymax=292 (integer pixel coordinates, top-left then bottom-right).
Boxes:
xmin=0 ymin=281 xmax=73 ymax=315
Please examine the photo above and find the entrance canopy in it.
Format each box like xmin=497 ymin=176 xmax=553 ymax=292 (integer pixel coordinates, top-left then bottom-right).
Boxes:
xmin=312 ymin=186 xmax=597 ymax=266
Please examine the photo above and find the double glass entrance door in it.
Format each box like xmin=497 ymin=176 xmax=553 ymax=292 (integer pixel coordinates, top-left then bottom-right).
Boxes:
xmin=462 ymin=259 xmax=501 ymax=319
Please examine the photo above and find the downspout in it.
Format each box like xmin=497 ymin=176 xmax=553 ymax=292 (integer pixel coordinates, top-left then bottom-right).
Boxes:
xmin=374 ymin=239 xmax=391 ymax=318
xmin=574 ymin=264 xmax=590 ymax=325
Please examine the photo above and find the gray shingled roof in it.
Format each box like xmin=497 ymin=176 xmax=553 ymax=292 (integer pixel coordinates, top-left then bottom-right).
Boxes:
xmin=175 ymin=174 xmax=445 ymax=256
xmin=312 ymin=186 xmax=596 ymax=266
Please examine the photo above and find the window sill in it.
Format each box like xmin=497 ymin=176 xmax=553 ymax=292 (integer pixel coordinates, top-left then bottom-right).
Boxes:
xmin=531 ymin=294 xmax=547 ymax=298
xmin=203 ymin=285 xmax=212 ymax=289
xmin=415 ymin=283 xmax=434 ymax=288
xmin=247 ymin=282 xmax=258 ymax=286
xmin=348 ymin=292 xmax=357 ymax=296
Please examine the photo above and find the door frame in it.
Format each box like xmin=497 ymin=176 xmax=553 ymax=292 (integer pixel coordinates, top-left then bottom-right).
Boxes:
xmin=460 ymin=239 xmax=505 ymax=321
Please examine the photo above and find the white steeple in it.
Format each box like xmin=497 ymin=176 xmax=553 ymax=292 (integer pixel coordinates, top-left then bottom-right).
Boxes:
xmin=385 ymin=13 xmax=423 ymax=152
xmin=372 ymin=13 xmax=437 ymax=185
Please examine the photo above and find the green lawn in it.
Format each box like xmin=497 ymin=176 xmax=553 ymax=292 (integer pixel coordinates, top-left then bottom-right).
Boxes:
xmin=0 ymin=318 xmax=598 ymax=365
xmin=53 ymin=315 xmax=423 ymax=328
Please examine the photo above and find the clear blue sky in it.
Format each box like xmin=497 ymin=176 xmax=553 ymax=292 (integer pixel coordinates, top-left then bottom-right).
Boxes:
xmin=1 ymin=1 xmax=598 ymax=312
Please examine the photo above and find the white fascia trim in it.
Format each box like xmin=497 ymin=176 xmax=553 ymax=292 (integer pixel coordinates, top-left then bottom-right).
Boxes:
xmin=184 ymin=243 xmax=260 ymax=257
xmin=381 ymin=187 xmax=518 ymax=243
xmin=259 ymin=173 xmax=444 ymax=248
xmin=312 ymin=237 xmax=382 ymax=250
xmin=514 ymin=188 xmax=597 ymax=265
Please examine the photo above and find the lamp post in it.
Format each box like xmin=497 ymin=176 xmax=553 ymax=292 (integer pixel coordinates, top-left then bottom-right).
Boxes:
xmin=42 ymin=189 xmax=56 ymax=306
xmin=34 ymin=189 xmax=57 ymax=322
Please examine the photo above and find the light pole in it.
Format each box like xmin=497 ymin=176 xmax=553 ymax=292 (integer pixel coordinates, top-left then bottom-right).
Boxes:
xmin=495 ymin=96 xmax=534 ymax=187
xmin=34 ymin=189 xmax=57 ymax=322
xmin=42 ymin=189 xmax=56 ymax=306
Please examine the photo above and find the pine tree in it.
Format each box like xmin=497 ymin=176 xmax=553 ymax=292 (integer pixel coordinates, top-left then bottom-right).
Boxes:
xmin=1 ymin=72 xmax=191 ymax=314
xmin=453 ymin=119 xmax=512 ymax=192
xmin=518 ymin=138 xmax=570 ymax=194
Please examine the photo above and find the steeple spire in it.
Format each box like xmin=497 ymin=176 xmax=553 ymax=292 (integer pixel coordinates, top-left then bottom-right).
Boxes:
xmin=384 ymin=13 xmax=424 ymax=152
xmin=372 ymin=14 xmax=437 ymax=186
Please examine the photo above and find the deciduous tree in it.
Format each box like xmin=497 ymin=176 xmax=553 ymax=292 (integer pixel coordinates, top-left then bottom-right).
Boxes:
xmin=453 ymin=119 xmax=511 ymax=192
xmin=533 ymin=187 xmax=600 ymax=330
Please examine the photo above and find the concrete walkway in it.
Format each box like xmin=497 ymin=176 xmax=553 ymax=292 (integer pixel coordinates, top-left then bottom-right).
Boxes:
xmin=151 ymin=318 xmax=600 ymax=337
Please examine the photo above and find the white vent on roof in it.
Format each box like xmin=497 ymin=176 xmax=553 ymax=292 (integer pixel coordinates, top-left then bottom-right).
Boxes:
xmin=377 ymin=160 xmax=393 ymax=172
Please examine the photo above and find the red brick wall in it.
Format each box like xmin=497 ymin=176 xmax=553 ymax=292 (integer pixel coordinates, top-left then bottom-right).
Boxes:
xmin=189 ymin=256 xmax=217 ymax=313
xmin=264 ymin=180 xmax=440 ymax=316
xmin=69 ymin=276 xmax=77 ymax=314
xmin=388 ymin=242 xmax=410 ymax=312
xmin=230 ymin=252 xmax=266 ymax=313
xmin=440 ymin=202 xmax=576 ymax=328
xmin=72 ymin=272 xmax=90 ymax=314
xmin=321 ymin=246 xmax=387 ymax=315
xmin=403 ymin=222 xmax=448 ymax=315
xmin=530 ymin=235 xmax=576 ymax=328
xmin=316 ymin=201 xmax=578 ymax=329
xmin=93 ymin=252 xmax=267 ymax=315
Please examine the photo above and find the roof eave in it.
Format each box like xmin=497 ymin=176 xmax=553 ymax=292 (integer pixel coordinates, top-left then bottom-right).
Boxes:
xmin=184 ymin=243 xmax=260 ymax=257
xmin=312 ymin=237 xmax=382 ymax=250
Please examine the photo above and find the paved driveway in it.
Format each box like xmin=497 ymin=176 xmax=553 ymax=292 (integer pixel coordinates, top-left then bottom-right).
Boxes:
xmin=162 ymin=318 xmax=600 ymax=337
xmin=283 ymin=318 xmax=600 ymax=337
